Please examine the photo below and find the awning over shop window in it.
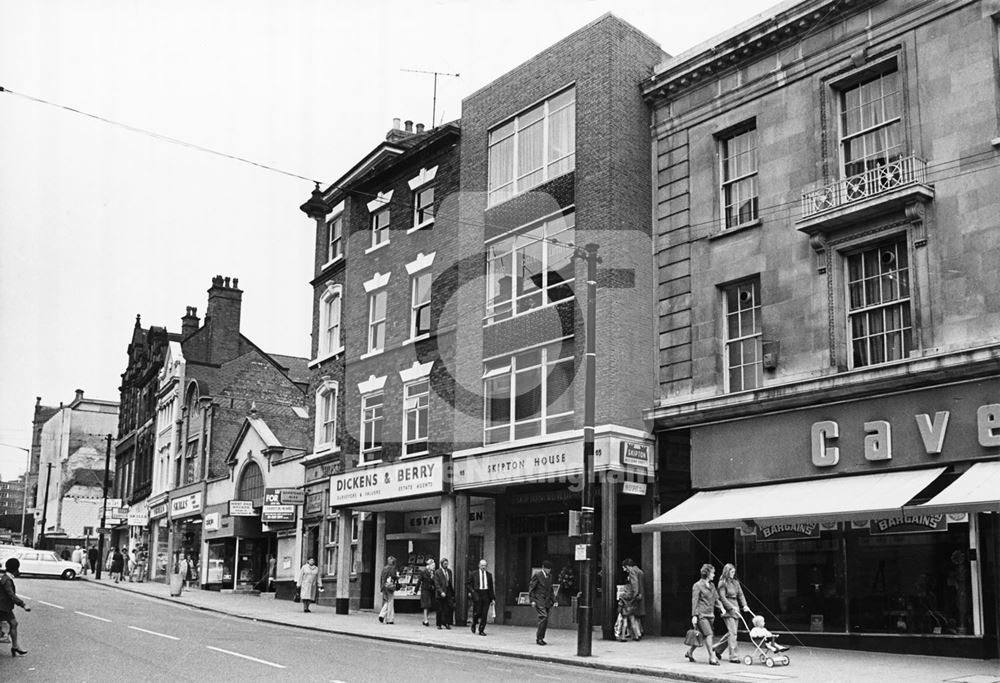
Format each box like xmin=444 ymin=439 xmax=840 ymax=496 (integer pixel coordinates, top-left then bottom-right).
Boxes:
xmin=910 ymin=460 xmax=1000 ymax=514
xmin=631 ymin=467 xmax=945 ymax=533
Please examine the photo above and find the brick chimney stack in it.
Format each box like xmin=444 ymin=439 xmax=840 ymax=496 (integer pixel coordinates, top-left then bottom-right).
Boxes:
xmin=386 ymin=117 xmax=416 ymax=143
xmin=204 ymin=275 xmax=243 ymax=363
xmin=181 ymin=306 xmax=200 ymax=339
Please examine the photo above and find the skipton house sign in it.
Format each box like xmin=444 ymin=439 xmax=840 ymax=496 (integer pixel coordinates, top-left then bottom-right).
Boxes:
xmin=329 ymin=456 xmax=443 ymax=506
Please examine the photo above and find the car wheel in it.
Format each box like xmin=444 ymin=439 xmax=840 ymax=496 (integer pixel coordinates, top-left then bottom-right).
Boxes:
xmin=62 ymin=569 xmax=76 ymax=580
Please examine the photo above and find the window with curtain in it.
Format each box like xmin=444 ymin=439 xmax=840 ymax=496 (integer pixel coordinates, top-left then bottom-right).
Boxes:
xmin=485 ymin=211 xmax=575 ymax=324
xmin=847 ymin=238 xmax=912 ymax=368
xmin=483 ymin=338 xmax=574 ymax=445
xmin=839 ymin=64 xmax=902 ymax=178
xmin=723 ymin=278 xmax=762 ymax=392
xmin=719 ymin=123 xmax=758 ymax=229
xmin=488 ymin=88 xmax=575 ymax=205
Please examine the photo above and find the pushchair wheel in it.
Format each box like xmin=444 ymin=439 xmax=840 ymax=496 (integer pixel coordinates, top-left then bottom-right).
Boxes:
xmin=765 ymin=657 xmax=775 ymax=668
xmin=743 ymin=655 xmax=753 ymax=666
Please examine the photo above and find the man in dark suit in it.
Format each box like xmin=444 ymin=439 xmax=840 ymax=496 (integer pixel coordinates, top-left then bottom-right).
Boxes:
xmin=466 ymin=558 xmax=494 ymax=635
xmin=528 ymin=559 xmax=557 ymax=645
xmin=433 ymin=557 xmax=455 ymax=629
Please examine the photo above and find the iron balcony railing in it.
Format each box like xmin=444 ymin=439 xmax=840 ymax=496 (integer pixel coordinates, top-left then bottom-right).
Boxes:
xmin=801 ymin=155 xmax=929 ymax=219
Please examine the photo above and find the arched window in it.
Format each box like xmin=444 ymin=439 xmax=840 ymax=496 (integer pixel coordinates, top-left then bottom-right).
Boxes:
xmin=237 ymin=461 xmax=265 ymax=504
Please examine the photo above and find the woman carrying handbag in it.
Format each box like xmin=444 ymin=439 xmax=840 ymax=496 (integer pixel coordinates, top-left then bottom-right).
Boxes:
xmin=296 ymin=557 xmax=319 ymax=613
xmin=685 ymin=564 xmax=724 ymax=665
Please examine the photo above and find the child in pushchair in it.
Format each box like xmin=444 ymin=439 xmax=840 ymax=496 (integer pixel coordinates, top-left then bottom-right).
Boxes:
xmin=744 ymin=614 xmax=790 ymax=667
xmin=614 ymin=584 xmax=642 ymax=641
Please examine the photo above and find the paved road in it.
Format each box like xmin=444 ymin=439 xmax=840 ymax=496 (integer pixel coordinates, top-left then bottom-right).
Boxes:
xmin=4 ymin=577 xmax=681 ymax=682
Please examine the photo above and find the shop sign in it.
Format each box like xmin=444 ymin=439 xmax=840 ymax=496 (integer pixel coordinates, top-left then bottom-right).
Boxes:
xmin=149 ymin=502 xmax=168 ymax=519
xmin=758 ymin=523 xmax=822 ymax=541
xmin=111 ymin=505 xmax=129 ymax=520
xmin=170 ymin=492 xmax=203 ymax=519
xmin=329 ymin=456 xmax=443 ymax=506
xmin=403 ymin=505 xmax=485 ymax=533
xmin=127 ymin=508 xmax=149 ymax=526
xmin=870 ymin=514 xmax=948 ymax=535
xmin=305 ymin=492 xmax=324 ymax=516
xmin=204 ymin=512 xmax=221 ymax=531
xmin=510 ymin=489 xmax=575 ymax=506
xmin=278 ymin=489 xmax=305 ymax=505
xmin=229 ymin=500 xmax=256 ymax=517
xmin=620 ymin=442 xmax=652 ymax=469
xmin=621 ymin=482 xmax=647 ymax=496
xmin=275 ymin=528 xmax=297 ymax=538
xmin=305 ymin=459 xmax=343 ymax=483
xmin=261 ymin=505 xmax=296 ymax=523
xmin=453 ymin=444 xmax=581 ymax=489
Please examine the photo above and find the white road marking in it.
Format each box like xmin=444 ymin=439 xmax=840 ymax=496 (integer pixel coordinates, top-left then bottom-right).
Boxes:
xmin=38 ymin=600 xmax=63 ymax=609
xmin=534 ymin=676 xmax=561 ymax=681
xmin=128 ymin=625 xmax=179 ymax=641
xmin=206 ymin=646 xmax=286 ymax=669
xmin=19 ymin=595 xmax=32 ymax=600
xmin=74 ymin=611 xmax=112 ymax=622
xmin=488 ymin=667 xmax=513 ymax=672
xmin=730 ymin=673 xmax=791 ymax=680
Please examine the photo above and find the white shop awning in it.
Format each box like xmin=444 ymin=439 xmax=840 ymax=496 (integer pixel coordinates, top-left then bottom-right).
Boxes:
xmin=632 ymin=467 xmax=946 ymax=533
xmin=911 ymin=460 xmax=1000 ymax=514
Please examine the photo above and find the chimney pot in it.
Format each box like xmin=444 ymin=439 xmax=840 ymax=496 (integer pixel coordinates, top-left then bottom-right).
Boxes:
xmin=393 ymin=117 xmax=401 ymax=129
xmin=404 ymin=120 xmax=413 ymax=133
xmin=232 ymin=277 xmax=239 ymax=288
xmin=416 ymin=123 xmax=425 ymax=133
xmin=75 ymin=389 xmax=84 ymax=401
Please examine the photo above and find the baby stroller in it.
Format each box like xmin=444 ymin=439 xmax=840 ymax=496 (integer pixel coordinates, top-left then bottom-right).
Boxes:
xmin=740 ymin=611 xmax=790 ymax=668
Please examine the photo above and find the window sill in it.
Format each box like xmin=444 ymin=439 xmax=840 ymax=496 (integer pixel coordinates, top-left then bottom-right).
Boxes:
xmin=486 ymin=169 xmax=574 ymax=210
xmin=365 ymin=241 xmax=390 ymax=255
xmin=359 ymin=348 xmax=384 ymax=360
xmin=308 ymin=348 xmax=344 ymax=368
xmin=707 ymin=219 xmax=761 ymax=241
xmin=320 ymin=255 xmax=344 ymax=271
xmin=400 ymin=333 xmax=431 ymax=346
xmin=483 ymin=298 xmax=575 ymax=327
xmin=312 ymin=444 xmax=341 ymax=457
xmin=400 ymin=449 xmax=429 ymax=459
xmin=358 ymin=457 xmax=383 ymax=467
xmin=407 ymin=220 xmax=434 ymax=234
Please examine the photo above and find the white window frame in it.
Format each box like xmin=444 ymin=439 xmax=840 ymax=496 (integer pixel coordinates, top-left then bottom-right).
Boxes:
xmin=845 ymin=237 xmax=913 ymax=369
xmin=487 ymin=86 xmax=576 ymax=206
xmin=409 ymin=271 xmax=432 ymax=340
xmin=402 ymin=379 xmax=430 ymax=457
xmin=413 ymin=185 xmax=435 ymax=230
xmin=317 ymin=284 xmax=343 ymax=360
xmin=325 ymin=213 xmax=343 ymax=265
xmin=360 ymin=391 xmax=384 ymax=464
xmin=722 ymin=279 xmax=762 ymax=393
xmin=314 ymin=380 xmax=339 ymax=453
xmin=370 ymin=207 xmax=390 ymax=250
xmin=718 ymin=123 xmax=758 ymax=230
xmin=485 ymin=210 xmax=575 ymax=325
xmin=367 ymin=290 xmax=387 ymax=355
xmin=836 ymin=60 xmax=903 ymax=180
xmin=482 ymin=337 xmax=575 ymax=445
xmin=324 ymin=511 xmax=359 ymax=578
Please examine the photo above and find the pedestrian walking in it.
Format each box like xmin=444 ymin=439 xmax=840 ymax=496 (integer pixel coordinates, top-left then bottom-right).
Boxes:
xmin=87 ymin=545 xmax=99 ymax=575
xmin=465 ymin=559 xmax=494 ymax=636
xmin=685 ymin=563 xmax=724 ymax=666
xmin=614 ymin=583 xmax=638 ymax=641
xmin=111 ymin=547 xmax=125 ymax=583
xmin=296 ymin=557 xmax=319 ymax=613
xmin=0 ymin=558 xmax=31 ymax=657
xmin=623 ymin=558 xmax=646 ymax=637
xmin=418 ymin=558 xmax=436 ymax=626
xmin=71 ymin=545 xmax=84 ymax=571
xmin=266 ymin=554 xmax=277 ymax=593
xmin=528 ymin=559 xmax=557 ymax=645
xmin=433 ymin=558 xmax=455 ymax=629
xmin=378 ymin=556 xmax=398 ymax=624
xmin=715 ymin=563 xmax=752 ymax=662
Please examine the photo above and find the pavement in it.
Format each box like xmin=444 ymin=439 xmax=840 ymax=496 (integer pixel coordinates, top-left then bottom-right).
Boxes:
xmin=82 ymin=574 xmax=999 ymax=683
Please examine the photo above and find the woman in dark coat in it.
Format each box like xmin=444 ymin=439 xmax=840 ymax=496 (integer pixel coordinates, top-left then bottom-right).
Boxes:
xmin=419 ymin=558 xmax=436 ymax=626
xmin=110 ymin=548 xmax=125 ymax=584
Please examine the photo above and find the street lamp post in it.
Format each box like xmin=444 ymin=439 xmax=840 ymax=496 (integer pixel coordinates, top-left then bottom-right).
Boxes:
xmin=96 ymin=433 xmax=113 ymax=581
xmin=39 ymin=462 xmax=53 ymax=548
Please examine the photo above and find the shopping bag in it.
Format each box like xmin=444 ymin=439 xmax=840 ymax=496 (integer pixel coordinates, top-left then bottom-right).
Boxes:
xmin=293 ymin=588 xmax=301 ymax=603
xmin=487 ymin=601 xmax=496 ymax=623
xmin=684 ymin=628 xmax=703 ymax=647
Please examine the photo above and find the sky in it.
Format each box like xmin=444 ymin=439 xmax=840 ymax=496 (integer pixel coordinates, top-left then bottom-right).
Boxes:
xmin=0 ymin=0 xmax=782 ymax=480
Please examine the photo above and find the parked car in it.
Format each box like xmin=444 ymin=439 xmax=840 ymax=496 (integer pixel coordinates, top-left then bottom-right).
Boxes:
xmin=9 ymin=549 xmax=79 ymax=579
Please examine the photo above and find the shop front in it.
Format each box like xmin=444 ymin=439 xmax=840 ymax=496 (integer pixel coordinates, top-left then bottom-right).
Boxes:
xmin=453 ymin=428 xmax=655 ymax=633
xmin=147 ymin=497 xmax=169 ymax=582
xmin=329 ymin=454 xmax=480 ymax=615
xmin=202 ymin=500 xmax=277 ymax=592
xmin=301 ymin=453 xmax=339 ymax=606
xmin=168 ymin=484 xmax=204 ymax=586
xmin=636 ymin=378 xmax=1000 ymax=658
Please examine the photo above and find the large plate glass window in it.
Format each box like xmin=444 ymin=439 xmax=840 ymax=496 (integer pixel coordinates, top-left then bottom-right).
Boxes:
xmin=483 ymin=339 xmax=574 ymax=445
xmin=488 ymin=88 xmax=575 ymax=206
xmin=486 ymin=212 xmax=575 ymax=324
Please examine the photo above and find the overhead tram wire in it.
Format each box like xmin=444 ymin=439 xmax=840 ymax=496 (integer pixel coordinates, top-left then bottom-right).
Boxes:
xmin=4 ymin=86 xmax=998 ymax=254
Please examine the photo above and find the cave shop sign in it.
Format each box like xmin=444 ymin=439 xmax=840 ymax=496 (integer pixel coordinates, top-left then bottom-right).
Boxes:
xmin=329 ymin=456 xmax=443 ymax=506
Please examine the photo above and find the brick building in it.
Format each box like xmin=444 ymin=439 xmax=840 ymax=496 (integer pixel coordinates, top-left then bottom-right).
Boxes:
xmin=636 ymin=0 xmax=1000 ymax=658
xmin=123 ymin=276 xmax=310 ymax=589
xmin=301 ymin=119 xmax=462 ymax=612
